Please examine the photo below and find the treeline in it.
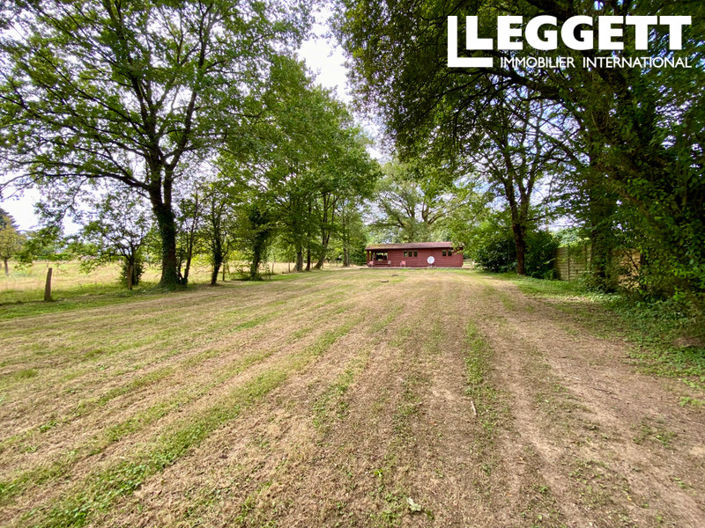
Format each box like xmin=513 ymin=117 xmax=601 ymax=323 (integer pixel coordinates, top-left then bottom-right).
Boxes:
xmin=0 ymin=1 xmax=378 ymax=287
xmin=336 ymin=0 xmax=705 ymax=299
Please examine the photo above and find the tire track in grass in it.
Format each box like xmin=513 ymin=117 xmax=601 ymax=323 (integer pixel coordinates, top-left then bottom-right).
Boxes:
xmin=479 ymin=277 xmax=705 ymax=527
xmin=0 ymin=281 xmax=358 ymax=447
xmin=361 ymin=281 xmax=449 ymax=527
xmin=365 ymin=277 xmax=498 ymax=527
xmin=312 ymin=305 xmax=405 ymax=435
xmin=458 ymin=277 xmax=575 ymax=527
xmin=12 ymin=314 xmax=368 ymax=528
xmin=0 ymin=288 xmax=366 ymax=508
xmin=170 ymin=310 xmax=409 ymax=528
xmin=231 ymin=278 xmax=443 ymax=527
xmin=0 ymin=278 xmax=344 ymax=387
xmin=89 ymin=275 xmax=411 ymax=527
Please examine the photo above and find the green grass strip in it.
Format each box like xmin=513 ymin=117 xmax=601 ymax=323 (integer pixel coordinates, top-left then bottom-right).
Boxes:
xmin=22 ymin=315 xmax=363 ymax=528
xmin=464 ymin=321 xmax=500 ymax=438
xmin=0 ymin=349 xmax=273 ymax=505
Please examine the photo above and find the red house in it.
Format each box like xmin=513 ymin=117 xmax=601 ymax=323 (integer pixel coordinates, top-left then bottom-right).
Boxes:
xmin=365 ymin=242 xmax=464 ymax=268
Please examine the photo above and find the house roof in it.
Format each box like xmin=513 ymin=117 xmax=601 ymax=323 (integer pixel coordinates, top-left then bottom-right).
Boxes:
xmin=365 ymin=242 xmax=462 ymax=251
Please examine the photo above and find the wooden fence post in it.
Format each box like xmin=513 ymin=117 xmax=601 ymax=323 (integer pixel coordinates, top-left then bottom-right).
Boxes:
xmin=44 ymin=267 xmax=53 ymax=302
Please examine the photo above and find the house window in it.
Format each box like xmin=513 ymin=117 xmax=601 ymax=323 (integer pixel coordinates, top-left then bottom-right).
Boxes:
xmin=375 ymin=252 xmax=388 ymax=261
xmin=414 ymin=251 xmax=418 ymax=257
xmin=441 ymin=250 xmax=446 ymax=256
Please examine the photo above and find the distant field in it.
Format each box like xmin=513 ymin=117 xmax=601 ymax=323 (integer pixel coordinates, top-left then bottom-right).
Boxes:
xmin=0 ymin=269 xmax=703 ymax=527
xmin=0 ymin=260 xmax=303 ymax=305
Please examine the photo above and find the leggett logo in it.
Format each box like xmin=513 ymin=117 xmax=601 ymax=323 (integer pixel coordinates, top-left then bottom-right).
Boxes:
xmin=448 ymin=15 xmax=692 ymax=69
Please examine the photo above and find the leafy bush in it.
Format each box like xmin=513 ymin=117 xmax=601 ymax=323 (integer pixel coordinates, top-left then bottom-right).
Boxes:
xmin=472 ymin=229 xmax=516 ymax=273
xmin=473 ymin=227 xmax=559 ymax=278
xmin=120 ymin=257 xmax=144 ymax=287
xmin=524 ymin=230 xmax=560 ymax=279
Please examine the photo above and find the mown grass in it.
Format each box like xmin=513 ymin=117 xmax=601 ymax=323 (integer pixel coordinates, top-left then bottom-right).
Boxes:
xmin=0 ymin=282 xmax=172 ymax=320
xmin=0 ymin=349 xmax=274 ymax=506
xmin=0 ymin=277 xmax=361 ymax=509
xmin=498 ymin=273 xmax=705 ymax=404
xmin=464 ymin=321 xmax=501 ymax=440
xmin=20 ymin=313 xmax=364 ymax=528
xmin=0 ymin=260 xmax=305 ymax=320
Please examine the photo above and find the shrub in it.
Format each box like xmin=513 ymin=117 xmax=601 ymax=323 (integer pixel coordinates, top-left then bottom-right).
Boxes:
xmin=120 ymin=257 xmax=144 ymax=287
xmin=473 ymin=228 xmax=559 ymax=278
xmin=472 ymin=230 xmax=516 ymax=273
xmin=524 ymin=230 xmax=560 ymax=279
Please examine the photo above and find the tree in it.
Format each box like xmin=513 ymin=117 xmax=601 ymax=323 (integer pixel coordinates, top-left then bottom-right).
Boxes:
xmin=373 ymin=158 xmax=484 ymax=245
xmin=15 ymin=224 xmax=70 ymax=266
xmin=226 ymin=56 xmax=378 ymax=273
xmin=466 ymin=94 xmax=567 ymax=275
xmin=200 ymin=181 xmax=237 ymax=285
xmin=336 ymin=0 xmax=705 ymax=294
xmin=0 ymin=0 xmax=309 ymax=287
xmin=0 ymin=211 xmax=23 ymax=275
xmin=336 ymin=198 xmax=368 ymax=266
xmin=374 ymin=161 xmax=443 ymax=242
xmin=175 ymin=192 xmax=203 ymax=285
xmin=239 ymin=195 xmax=277 ymax=280
xmin=76 ymin=190 xmax=152 ymax=288
xmin=0 ymin=206 xmax=11 ymax=228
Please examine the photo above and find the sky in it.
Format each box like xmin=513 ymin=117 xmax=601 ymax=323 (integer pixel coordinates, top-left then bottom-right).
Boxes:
xmin=1 ymin=7 xmax=380 ymax=232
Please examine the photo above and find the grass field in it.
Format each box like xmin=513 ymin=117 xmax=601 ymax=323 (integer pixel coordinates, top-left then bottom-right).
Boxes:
xmin=1 ymin=269 xmax=703 ymax=527
xmin=0 ymin=259 xmax=303 ymax=303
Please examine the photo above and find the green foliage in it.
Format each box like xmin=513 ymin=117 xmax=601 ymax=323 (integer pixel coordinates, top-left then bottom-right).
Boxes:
xmin=73 ymin=189 xmax=151 ymax=289
xmin=0 ymin=207 xmax=10 ymax=228
xmin=16 ymin=226 xmax=69 ymax=264
xmin=372 ymin=158 xmax=486 ymax=245
xmin=524 ymin=231 xmax=560 ymax=280
xmin=0 ymin=0 xmax=310 ymax=286
xmin=472 ymin=228 xmax=516 ymax=274
xmin=0 ymin=212 xmax=24 ymax=271
xmin=223 ymin=56 xmax=379 ymax=272
xmin=119 ymin=257 xmax=144 ymax=288
xmin=336 ymin=0 xmax=705 ymax=297
xmin=472 ymin=219 xmax=559 ymax=278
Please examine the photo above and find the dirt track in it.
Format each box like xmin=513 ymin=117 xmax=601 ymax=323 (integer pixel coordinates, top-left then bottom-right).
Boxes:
xmin=0 ymin=270 xmax=703 ymax=527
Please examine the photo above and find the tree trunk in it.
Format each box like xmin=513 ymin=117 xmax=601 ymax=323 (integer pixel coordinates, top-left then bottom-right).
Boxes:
xmin=512 ymin=222 xmax=527 ymax=276
xmin=250 ymin=242 xmax=263 ymax=280
xmin=586 ymin=175 xmax=617 ymax=291
xmin=295 ymin=246 xmax=303 ymax=272
xmin=343 ymin=248 xmax=350 ymax=267
xmin=152 ymin=200 xmax=180 ymax=288
xmin=3 ymin=257 xmax=8 ymax=276
xmin=182 ymin=249 xmax=193 ymax=285
xmin=315 ymin=231 xmax=330 ymax=270
xmin=181 ymin=224 xmax=196 ymax=285
xmin=210 ymin=238 xmax=222 ymax=286
xmin=306 ymin=244 xmax=311 ymax=271
xmin=210 ymin=263 xmax=220 ymax=286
